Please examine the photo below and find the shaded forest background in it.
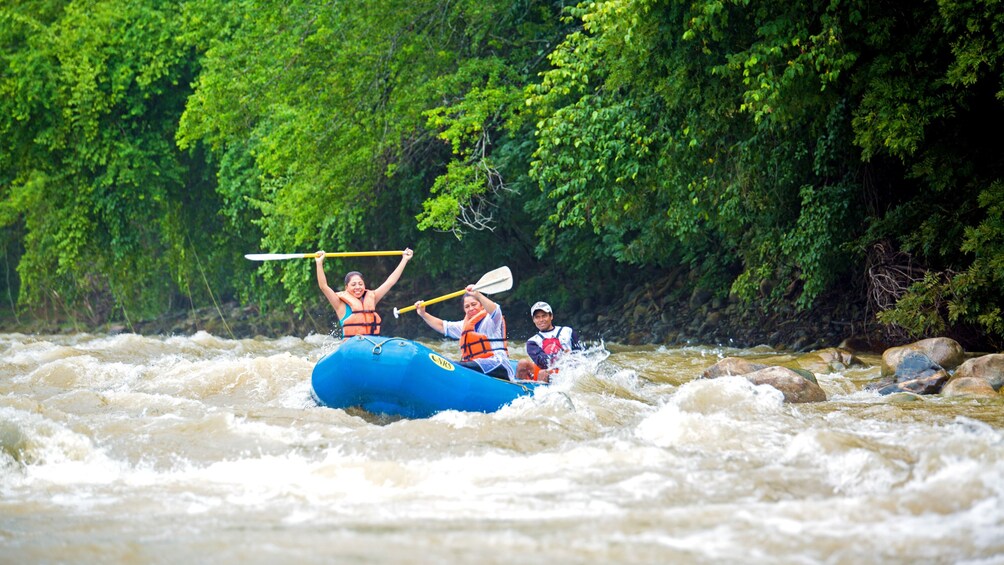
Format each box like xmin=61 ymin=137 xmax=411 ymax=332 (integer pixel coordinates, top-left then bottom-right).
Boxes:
xmin=1 ymin=0 xmax=1002 ymax=350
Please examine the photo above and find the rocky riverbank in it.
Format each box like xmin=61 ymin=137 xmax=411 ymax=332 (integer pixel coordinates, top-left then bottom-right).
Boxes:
xmin=563 ymin=282 xmax=882 ymax=353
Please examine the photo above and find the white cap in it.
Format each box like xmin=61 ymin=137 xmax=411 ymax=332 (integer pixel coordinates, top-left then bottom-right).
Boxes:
xmin=530 ymin=301 xmax=552 ymax=315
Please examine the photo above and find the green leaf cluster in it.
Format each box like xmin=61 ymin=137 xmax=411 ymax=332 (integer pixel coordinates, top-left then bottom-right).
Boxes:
xmin=522 ymin=0 xmax=1004 ymax=342
xmin=0 ymin=0 xmax=226 ymax=322
xmin=1 ymin=0 xmax=1003 ymax=346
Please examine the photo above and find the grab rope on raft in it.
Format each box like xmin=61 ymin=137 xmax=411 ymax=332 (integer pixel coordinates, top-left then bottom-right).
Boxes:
xmin=356 ymin=335 xmax=409 ymax=355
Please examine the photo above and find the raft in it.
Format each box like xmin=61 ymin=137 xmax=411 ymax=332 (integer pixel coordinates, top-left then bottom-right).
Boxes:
xmin=311 ymin=335 xmax=541 ymax=418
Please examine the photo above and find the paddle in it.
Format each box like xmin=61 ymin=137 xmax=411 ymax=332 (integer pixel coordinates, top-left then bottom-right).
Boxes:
xmin=244 ymin=251 xmax=405 ymax=261
xmin=393 ymin=266 xmax=512 ymax=318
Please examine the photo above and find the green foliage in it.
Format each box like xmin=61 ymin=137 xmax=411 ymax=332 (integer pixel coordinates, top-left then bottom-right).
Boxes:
xmin=0 ymin=0 xmax=227 ymax=321
xmin=849 ymin=0 xmax=1004 ymax=341
xmin=525 ymin=0 xmax=865 ymax=306
xmin=875 ymin=271 xmax=949 ymax=336
xmin=778 ymin=183 xmax=854 ymax=308
xmin=521 ymin=0 xmax=1004 ymax=347
xmin=0 ymin=0 xmax=1002 ymax=346
xmin=418 ymin=58 xmax=526 ymax=234
xmin=880 ymin=181 xmax=1004 ymax=338
xmin=178 ymin=0 xmax=433 ymax=308
xmin=178 ymin=0 xmax=569 ymax=309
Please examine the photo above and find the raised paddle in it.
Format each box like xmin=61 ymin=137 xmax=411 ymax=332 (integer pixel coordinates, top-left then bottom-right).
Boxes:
xmin=244 ymin=251 xmax=405 ymax=261
xmin=393 ymin=266 xmax=512 ymax=318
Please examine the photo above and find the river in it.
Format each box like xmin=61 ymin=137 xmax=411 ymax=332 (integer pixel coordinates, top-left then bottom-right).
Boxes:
xmin=1 ymin=331 xmax=1002 ymax=564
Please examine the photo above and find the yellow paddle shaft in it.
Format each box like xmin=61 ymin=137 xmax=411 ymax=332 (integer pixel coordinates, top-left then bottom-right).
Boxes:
xmin=394 ymin=289 xmax=466 ymax=316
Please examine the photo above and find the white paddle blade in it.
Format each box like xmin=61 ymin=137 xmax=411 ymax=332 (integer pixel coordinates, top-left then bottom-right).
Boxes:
xmin=472 ymin=266 xmax=512 ymax=294
xmin=393 ymin=307 xmax=400 ymax=319
xmin=245 ymin=253 xmax=313 ymax=261
xmin=391 ymin=266 xmax=511 ymax=316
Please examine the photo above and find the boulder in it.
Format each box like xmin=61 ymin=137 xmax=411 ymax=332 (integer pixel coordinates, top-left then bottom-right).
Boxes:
xmin=789 ymin=367 xmax=819 ymax=385
xmin=701 ymin=357 xmax=770 ymax=379
xmin=893 ymin=351 xmax=945 ymax=382
xmin=701 ymin=359 xmax=826 ymax=403
xmin=871 ymin=351 xmax=950 ymax=395
xmin=949 ymin=354 xmax=1004 ymax=392
xmin=881 ymin=337 xmax=965 ymax=376
xmin=877 ymin=370 xmax=949 ymax=395
xmin=942 ymin=377 xmax=998 ymax=398
xmin=743 ymin=366 xmax=827 ymax=403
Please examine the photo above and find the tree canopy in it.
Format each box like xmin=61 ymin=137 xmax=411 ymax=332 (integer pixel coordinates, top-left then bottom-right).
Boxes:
xmin=1 ymin=0 xmax=1002 ymax=345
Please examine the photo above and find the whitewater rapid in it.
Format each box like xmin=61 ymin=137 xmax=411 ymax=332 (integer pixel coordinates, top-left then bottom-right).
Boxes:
xmin=1 ymin=332 xmax=1002 ymax=564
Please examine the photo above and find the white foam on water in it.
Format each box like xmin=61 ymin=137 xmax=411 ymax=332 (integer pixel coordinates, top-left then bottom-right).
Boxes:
xmin=3 ymin=332 xmax=1004 ymax=564
xmin=2 ymin=338 xmax=83 ymax=368
xmin=31 ymin=355 xmax=144 ymax=392
xmin=279 ymin=377 xmax=317 ymax=409
xmin=0 ymin=406 xmax=123 ymax=488
xmin=226 ymin=412 xmax=317 ymax=446
xmin=782 ymin=425 xmax=916 ymax=494
xmin=129 ymin=350 xmax=313 ymax=403
xmin=634 ymin=376 xmax=787 ymax=451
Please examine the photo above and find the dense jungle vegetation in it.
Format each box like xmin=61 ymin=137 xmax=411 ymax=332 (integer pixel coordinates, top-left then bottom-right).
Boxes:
xmin=1 ymin=0 xmax=1002 ymax=347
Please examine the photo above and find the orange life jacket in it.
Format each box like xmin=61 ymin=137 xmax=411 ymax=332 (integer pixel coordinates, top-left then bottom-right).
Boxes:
xmin=336 ymin=290 xmax=381 ymax=336
xmin=460 ymin=309 xmax=508 ymax=361
xmin=526 ymin=364 xmax=557 ymax=382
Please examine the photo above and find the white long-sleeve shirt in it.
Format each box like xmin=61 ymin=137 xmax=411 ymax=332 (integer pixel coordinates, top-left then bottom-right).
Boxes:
xmin=442 ymin=306 xmax=514 ymax=380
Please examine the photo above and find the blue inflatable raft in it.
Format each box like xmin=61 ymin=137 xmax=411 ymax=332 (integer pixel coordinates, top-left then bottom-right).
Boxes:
xmin=311 ymin=335 xmax=541 ymax=418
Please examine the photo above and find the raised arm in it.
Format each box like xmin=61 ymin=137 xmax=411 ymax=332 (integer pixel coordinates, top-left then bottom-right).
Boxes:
xmin=414 ymin=301 xmax=446 ymax=334
xmin=315 ymin=251 xmax=346 ymax=318
xmin=371 ymin=248 xmax=414 ymax=303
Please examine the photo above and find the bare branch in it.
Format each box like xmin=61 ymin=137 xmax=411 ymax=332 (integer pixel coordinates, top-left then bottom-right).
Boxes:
xmin=441 ymin=129 xmax=516 ymax=236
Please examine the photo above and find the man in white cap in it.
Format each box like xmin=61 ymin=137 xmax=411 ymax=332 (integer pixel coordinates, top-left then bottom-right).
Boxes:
xmin=517 ymin=301 xmax=583 ymax=381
